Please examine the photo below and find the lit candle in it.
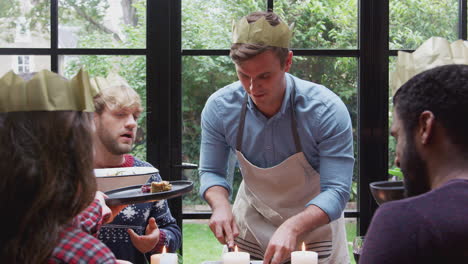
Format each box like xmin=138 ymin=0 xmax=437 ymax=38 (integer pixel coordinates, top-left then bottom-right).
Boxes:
xmin=291 ymin=242 xmax=318 ymax=264
xmin=222 ymin=245 xmax=250 ymax=264
xmin=151 ymin=246 xmax=178 ymax=264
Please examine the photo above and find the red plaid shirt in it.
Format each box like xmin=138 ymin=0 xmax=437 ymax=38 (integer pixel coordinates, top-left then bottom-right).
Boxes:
xmin=48 ymin=200 xmax=117 ymax=264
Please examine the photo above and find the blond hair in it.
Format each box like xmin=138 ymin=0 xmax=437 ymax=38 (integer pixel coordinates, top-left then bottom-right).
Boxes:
xmin=94 ymin=84 xmax=143 ymax=114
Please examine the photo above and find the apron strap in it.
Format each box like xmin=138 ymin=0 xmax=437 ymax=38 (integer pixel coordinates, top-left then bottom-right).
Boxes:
xmin=289 ymin=82 xmax=303 ymax=153
xmin=236 ymin=93 xmax=249 ymax=151
xmin=236 ymin=76 xmax=303 ymax=153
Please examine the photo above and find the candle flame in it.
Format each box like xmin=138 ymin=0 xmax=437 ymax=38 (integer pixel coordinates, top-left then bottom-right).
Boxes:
xmin=162 ymin=246 xmax=167 ymax=254
xmin=234 ymin=245 xmax=238 ymax=252
xmin=302 ymin=242 xmax=306 ymax=251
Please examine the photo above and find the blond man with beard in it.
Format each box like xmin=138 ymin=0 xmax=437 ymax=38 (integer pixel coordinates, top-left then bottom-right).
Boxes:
xmin=92 ymin=75 xmax=181 ymax=264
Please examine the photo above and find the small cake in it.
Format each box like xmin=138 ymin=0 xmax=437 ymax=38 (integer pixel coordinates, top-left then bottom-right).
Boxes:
xmin=151 ymin=181 xmax=172 ymax=193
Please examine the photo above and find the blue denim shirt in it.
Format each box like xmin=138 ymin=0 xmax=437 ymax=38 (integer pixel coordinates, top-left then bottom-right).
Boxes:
xmin=199 ymin=73 xmax=354 ymax=221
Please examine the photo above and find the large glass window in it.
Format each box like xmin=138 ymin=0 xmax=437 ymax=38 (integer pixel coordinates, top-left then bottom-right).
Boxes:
xmin=389 ymin=0 xmax=458 ymax=49
xmin=59 ymin=0 xmax=146 ymax=49
xmin=276 ymin=0 xmax=358 ymax=49
xmin=182 ymin=0 xmax=266 ymax=49
xmin=1 ymin=1 xmax=467 ymax=263
xmin=56 ymin=0 xmax=148 ymax=159
xmin=0 ymin=0 xmax=50 ymax=48
xmin=388 ymin=57 xmax=398 ymax=174
xmin=181 ymin=56 xmax=236 ymax=209
xmin=0 ymin=55 xmax=51 ymax=75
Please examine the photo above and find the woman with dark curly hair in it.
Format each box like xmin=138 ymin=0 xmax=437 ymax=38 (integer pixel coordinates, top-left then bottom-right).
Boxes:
xmin=0 ymin=70 xmax=127 ymax=264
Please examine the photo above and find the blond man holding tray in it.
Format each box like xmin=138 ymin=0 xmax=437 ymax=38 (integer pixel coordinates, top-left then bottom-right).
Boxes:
xmin=91 ymin=74 xmax=181 ymax=264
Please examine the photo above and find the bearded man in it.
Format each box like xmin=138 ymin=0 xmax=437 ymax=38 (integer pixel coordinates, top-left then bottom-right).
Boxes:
xmin=360 ymin=64 xmax=468 ymax=263
xmin=92 ymin=74 xmax=181 ymax=264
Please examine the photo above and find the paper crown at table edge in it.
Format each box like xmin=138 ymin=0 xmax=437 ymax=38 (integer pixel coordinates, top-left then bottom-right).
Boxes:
xmin=0 ymin=69 xmax=99 ymax=113
xmin=232 ymin=16 xmax=294 ymax=48
xmin=390 ymin=36 xmax=468 ymax=95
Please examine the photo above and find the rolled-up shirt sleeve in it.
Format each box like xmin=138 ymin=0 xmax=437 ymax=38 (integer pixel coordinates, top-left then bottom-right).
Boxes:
xmin=306 ymin=96 xmax=354 ymax=221
xmin=199 ymin=96 xmax=232 ymax=200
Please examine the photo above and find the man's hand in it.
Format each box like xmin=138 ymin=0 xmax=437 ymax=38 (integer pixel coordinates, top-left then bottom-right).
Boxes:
xmin=205 ymin=186 xmax=239 ymax=249
xmin=209 ymin=201 xmax=239 ymax=248
xmin=127 ymin=217 xmax=160 ymax=253
xmin=263 ymin=205 xmax=330 ymax=264
xmin=95 ymin=191 xmax=127 ymax=224
xmin=263 ymin=222 xmax=298 ymax=264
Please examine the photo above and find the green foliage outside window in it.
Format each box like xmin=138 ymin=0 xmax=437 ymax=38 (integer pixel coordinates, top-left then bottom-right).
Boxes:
xmin=2 ymin=0 xmax=459 ymax=204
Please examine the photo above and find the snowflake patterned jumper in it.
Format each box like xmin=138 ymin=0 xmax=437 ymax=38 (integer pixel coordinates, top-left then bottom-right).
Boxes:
xmin=98 ymin=154 xmax=181 ymax=264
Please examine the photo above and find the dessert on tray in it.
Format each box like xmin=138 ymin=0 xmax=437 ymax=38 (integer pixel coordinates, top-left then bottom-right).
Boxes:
xmin=141 ymin=181 xmax=172 ymax=193
xmin=151 ymin=181 xmax=172 ymax=192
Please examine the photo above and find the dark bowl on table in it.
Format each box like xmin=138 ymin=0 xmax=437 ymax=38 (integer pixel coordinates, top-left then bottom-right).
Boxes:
xmin=369 ymin=180 xmax=406 ymax=205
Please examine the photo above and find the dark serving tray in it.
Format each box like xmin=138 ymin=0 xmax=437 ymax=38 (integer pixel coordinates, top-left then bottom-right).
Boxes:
xmin=105 ymin=180 xmax=193 ymax=206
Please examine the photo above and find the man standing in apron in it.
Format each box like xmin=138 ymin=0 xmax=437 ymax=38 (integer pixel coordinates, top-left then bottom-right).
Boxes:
xmin=199 ymin=11 xmax=354 ymax=264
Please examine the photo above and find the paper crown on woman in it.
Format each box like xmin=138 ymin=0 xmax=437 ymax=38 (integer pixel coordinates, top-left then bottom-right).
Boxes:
xmin=0 ymin=69 xmax=97 ymax=113
xmin=390 ymin=36 xmax=468 ymax=94
xmin=232 ymin=16 xmax=294 ymax=48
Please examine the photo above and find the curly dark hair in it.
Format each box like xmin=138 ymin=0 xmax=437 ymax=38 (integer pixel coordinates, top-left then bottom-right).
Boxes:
xmin=393 ymin=64 xmax=468 ymax=152
xmin=0 ymin=110 xmax=96 ymax=264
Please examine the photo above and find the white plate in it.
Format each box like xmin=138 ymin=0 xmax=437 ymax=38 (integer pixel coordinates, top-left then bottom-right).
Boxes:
xmin=94 ymin=167 xmax=158 ymax=178
xmin=94 ymin=167 xmax=158 ymax=192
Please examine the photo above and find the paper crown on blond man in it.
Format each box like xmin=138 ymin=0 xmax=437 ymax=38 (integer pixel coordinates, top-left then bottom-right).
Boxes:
xmin=0 ymin=69 xmax=98 ymax=113
xmin=90 ymin=72 xmax=143 ymax=112
xmin=232 ymin=16 xmax=293 ymax=48
xmin=90 ymin=72 xmax=131 ymax=92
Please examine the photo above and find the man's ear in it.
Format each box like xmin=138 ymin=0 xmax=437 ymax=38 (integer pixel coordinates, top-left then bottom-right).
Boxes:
xmin=284 ymin=51 xmax=293 ymax=72
xmin=418 ymin=110 xmax=435 ymax=145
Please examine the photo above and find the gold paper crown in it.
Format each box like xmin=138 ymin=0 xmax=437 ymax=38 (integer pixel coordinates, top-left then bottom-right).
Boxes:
xmin=0 ymin=69 xmax=98 ymax=113
xmin=90 ymin=72 xmax=131 ymax=92
xmin=232 ymin=16 xmax=293 ymax=48
xmin=390 ymin=37 xmax=468 ymax=94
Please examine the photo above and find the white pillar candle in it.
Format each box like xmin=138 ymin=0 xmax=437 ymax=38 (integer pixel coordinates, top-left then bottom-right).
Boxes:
xmin=151 ymin=246 xmax=178 ymax=264
xmin=151 ymin=253 xmax=178 ymax=264
xmin=291 ymin=250 xmax=318 ymax=264
xmin=291 ymin=242 xmax=318 ymax=264
xmin=150 ymin=253 xmax=161 ymax=264
xmin=160 ymin=253 xmax=178 ymax=264
xmin=222 ymin=249 xmax=250 ymax=264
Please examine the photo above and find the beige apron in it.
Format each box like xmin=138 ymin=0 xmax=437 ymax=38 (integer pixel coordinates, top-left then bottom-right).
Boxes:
xmin=232 ymin=82 xmax=349 ymax=263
